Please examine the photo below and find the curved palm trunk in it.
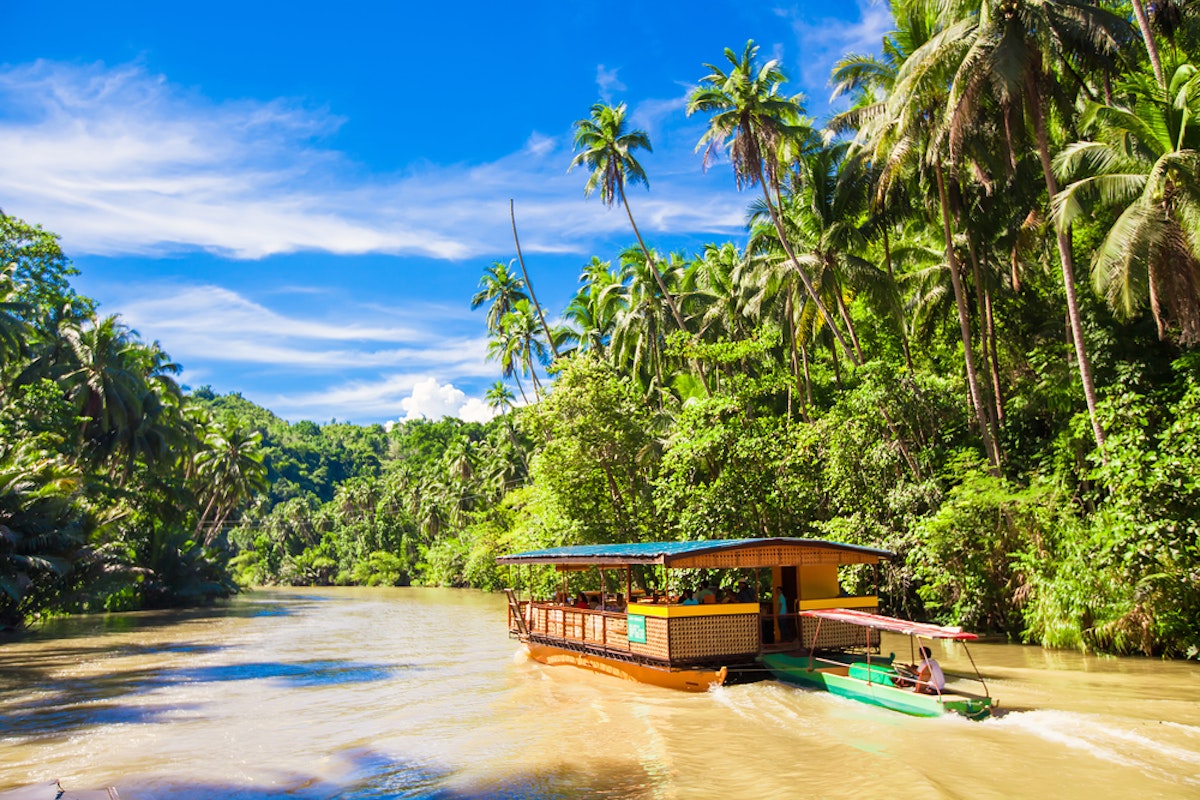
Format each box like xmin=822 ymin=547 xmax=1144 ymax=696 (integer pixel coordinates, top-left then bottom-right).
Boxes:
xmin=1029 ymin=87 xmax=1107 ymax=455
xmin=934 ymin=161 xmax=1002 ymax=471
xmin=882 ymin=221 xmax=915 ymax=374
xmin=511 ymin=371 xmax=530 ymax=406
xmin=510 ymin=200 xmax=559 ymax=361
xmin=620 ymin=187 xmax=710 ymax=396
xmin=832 ymin=267 xmax=865 ymax=362
xmin=758 ymin=170 xmax=860 ymax=366
xmin=966 ymin=231 xmax=1002 ymax=429
xmin=1131 ymin=0 xmax=1166 ymax=91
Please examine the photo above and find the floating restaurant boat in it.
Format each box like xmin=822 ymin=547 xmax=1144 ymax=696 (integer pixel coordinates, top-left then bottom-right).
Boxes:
xmin=761 ymin=608 xmax=993 ymax=719
xmin=497 ymin=537 xmax=891 ymax=692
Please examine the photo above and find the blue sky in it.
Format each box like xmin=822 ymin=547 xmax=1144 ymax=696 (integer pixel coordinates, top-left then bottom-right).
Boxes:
xmin=0 ymin=1 xmax=890 ymax=425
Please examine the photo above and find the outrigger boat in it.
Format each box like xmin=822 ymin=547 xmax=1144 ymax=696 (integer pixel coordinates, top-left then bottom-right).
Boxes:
xmin=498 ymin=537 xmax=891 ymax=692
xmin=761 ymin=608 xmax=993 ymax=720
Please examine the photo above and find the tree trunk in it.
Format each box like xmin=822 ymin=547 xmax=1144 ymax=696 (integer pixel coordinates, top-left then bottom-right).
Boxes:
xmin=983 ymin=263 xmax=1005 ymax=423
xmin=832 ymin=266 xmax=866 ymax=363
xmin=882 ymin=221 xmax=914 ymax=374
xmin=934 ymin=160 xmax=1002 ymax=471
xmin=966 ymin=231 xmax=1001 ymax=431
xmin=620 ymin=188 xmax=710 ymax=396
xmin=1029 ymin=86 xmax=1107 ymax=455
xmin=786 ymin=291 xmax=809 ymax=422
xmin=510 ymin=200 xmax=559 ymax=361
xmin=1131 ymin=0 xmax=1166 ymax=91
xmin=758 ymin=168 xmax=860 ymax=365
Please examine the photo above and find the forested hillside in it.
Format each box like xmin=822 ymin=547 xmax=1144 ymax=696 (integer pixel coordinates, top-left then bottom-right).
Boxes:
xmin=4 ymin=0 xmax=1198 ymax=658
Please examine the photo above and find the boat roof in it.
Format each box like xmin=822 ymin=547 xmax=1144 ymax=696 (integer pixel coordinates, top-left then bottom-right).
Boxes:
xmin=801 ymin=608 xmax=979 ymax=640
xmin=496 ymin=537 xmax=892 ymax=569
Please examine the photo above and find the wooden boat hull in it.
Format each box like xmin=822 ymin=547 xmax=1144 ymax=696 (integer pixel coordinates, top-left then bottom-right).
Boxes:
xmin=761 ymin=653 xmax=992 ymax=720
xmin=525 ymin=642 xmax=728 ymax=692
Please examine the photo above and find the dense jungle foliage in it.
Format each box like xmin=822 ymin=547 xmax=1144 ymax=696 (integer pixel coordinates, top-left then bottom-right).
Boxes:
xmin=3 ymin=0 xmax=1198 ymax=658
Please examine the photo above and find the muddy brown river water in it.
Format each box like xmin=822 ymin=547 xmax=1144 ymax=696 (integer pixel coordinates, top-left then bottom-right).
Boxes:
xmin=1 ymin=587 xmax=1198 ymax=798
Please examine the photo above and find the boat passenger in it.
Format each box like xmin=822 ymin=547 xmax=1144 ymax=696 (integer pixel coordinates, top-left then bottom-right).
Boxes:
xmin=776 ymin=587 xmax=796 ymax=642
xmin=695 ymin=583 xmax=716 ymax=604
xmin=914 ymin=646 xmax=945 ymax=694
xmin=736 ymin=580 xmax=756 ymax=603
xmin=574 ymin=592 xmax=589 ymax=609
xmin=605 ymin=593 xmax=627 ymax=612
xmin=680 ymin=589 xmax=699 ymax=606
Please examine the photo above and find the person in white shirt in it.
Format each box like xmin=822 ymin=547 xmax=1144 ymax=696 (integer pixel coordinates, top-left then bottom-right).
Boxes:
xmin=914 ymin=646 xmax=946 ymax=694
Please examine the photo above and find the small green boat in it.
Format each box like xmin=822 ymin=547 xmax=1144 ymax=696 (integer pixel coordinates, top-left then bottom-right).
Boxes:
xmin=761 ymin=608 xmax=993 ymax=720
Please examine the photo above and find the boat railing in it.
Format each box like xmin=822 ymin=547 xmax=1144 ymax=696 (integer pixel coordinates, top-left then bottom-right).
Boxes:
xmin=511 ymin=601 xmax=631 ymax=653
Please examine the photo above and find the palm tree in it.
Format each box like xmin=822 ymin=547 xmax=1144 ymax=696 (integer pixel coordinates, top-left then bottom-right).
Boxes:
xmin=485 ymin=381 xmax=515 ymax=414
xmin=499 ymin=300 xmax=549 ymax=399
xmin=1053 ymin=64 xmax=1200 ymax=345
xmin=471 ymin=261 xmax=529 ymax=333
xmin=569 ymin=103 xmax=690 ymax=336
xmin=945 ymin=0 xmax=1133 ymax=453
xmin=60 ymin=315 xmax=145 ymax=459
xmin=193 ymin=420 xmax=268 ymax=545
xmin=0 ymin=265 xmax=29 ymax=373
xmin=872 ymin=12 xmax=1004 ymax=468
xmin=688 ymin=40 xmax=859 ymax=366
xmin=562 ymin=257 xmax=622 ymax=357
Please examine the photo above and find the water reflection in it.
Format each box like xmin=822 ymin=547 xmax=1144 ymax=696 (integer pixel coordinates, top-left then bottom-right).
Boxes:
xmin=1 ymin=587 xmax=1197 ymax=800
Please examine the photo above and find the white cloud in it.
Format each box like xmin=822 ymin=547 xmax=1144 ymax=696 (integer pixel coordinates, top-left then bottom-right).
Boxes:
xmin=0 ymin=60 xmax=749 ymax=262
xmin=596 ymin=65 xmax=626 ymax=102
xmin=392 ymin=377 xmax=497 ymax=424
xmin=776 ymin=0 xmax=892 ymax=113
xmin=457 ymin=397 xmax=497 ymax=424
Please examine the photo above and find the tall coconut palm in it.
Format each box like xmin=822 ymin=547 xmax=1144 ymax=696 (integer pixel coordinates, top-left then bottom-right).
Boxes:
xmin=569 ymin=103 xmax=689 ymax=336
xmin=499 ymin=299 xmax=549 ymax=398
xmin=688 ymin=40 xmax=859 ymax=366
xmin=1053 ymin=64 xmax=1200 ymax=345
xmin=945 ymin=0 xmax=1133 ymax=453
xmin=562 ymin=257 xmax=622 ymax=357
xmin=485 ymin=381 xmax=515 ymax=414
xmin=471 ymin=261 xmax=529 ymax=333
xmin=60 ymin=315 xmax=145 ymax=458
xmin=875 ymin=12 xmax=1004 ymax=468
xmin=193 ymin=420 xmax=268 ymax=545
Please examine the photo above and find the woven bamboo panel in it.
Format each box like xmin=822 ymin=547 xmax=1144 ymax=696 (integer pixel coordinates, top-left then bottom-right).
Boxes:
xmin=562 ymin=609 xmax=585 ymax=641
xmin=667 ymin=544 xmax=879 ymax=570
xmin=668 ymin=614 xmax=759 ymax=660
xmin=630 ymin=617 xmax=670 ymax=660
xmin=606 ymin=616 xmax=628 ymax=649
xmin=800 ymin=614 xmax=879 ymax=649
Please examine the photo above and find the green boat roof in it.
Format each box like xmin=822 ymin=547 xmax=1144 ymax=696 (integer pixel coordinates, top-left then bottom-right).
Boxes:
xmin=496 ymin=537 xmax=892 ymax=568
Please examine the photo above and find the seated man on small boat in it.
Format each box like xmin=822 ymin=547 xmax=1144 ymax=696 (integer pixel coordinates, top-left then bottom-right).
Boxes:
xmin=895 ymin=646 xmax=946 ymax=694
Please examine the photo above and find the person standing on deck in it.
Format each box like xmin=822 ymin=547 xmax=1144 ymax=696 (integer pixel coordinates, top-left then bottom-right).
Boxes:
xmin=776 ymin=587 xmax=795 ymax=642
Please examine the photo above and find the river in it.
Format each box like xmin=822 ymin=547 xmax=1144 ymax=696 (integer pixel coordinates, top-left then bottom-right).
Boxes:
xmin=1 ymin=587 xmax=1198 ymax=799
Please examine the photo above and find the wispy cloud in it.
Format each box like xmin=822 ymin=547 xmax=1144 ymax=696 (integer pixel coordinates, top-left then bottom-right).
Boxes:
xmin=116 ymin=282 xmax=493 ymax=375
xmin=775 ymin=0 xmax=891 ymax=113
xmin=596 ymin=64 xmax=626 ymax=103
xmin=0 ymin=60 xmax=748 ymax=262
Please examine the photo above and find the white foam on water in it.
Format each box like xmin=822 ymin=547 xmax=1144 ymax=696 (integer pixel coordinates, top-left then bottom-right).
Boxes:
xmin=994 ymin=709 xmax=1200 ymax=786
